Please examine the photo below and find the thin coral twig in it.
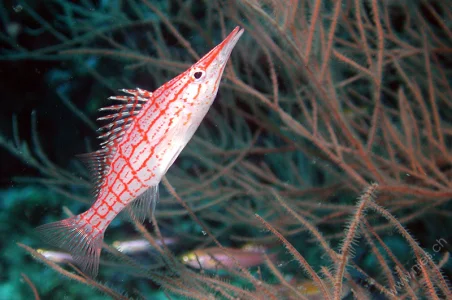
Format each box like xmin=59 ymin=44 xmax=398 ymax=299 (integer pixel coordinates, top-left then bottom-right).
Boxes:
xmin=21 ymin=273 xmax=40 ymax=300
xmin=333 ymin=184 xmax=378 ymax=299
xmin=255 ymin=214 xmax=331 ymax=300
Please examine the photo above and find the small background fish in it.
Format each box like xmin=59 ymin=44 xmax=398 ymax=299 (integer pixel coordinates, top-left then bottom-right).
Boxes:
xmin=181 ymin=245 xmax=276 ymax=270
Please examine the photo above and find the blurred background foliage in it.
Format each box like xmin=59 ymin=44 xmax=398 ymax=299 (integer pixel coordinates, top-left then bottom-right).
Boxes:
xmin=0 ymin=0 xmax=451 ymax=299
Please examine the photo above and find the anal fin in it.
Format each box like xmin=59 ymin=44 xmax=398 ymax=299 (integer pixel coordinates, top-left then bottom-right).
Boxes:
xmin=124 ymin=185 xmax=159 ymax=223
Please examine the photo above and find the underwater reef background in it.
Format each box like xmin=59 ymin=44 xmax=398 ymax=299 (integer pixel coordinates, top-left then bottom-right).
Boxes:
xmin=1 ymin=0 xmax=452 ymax=299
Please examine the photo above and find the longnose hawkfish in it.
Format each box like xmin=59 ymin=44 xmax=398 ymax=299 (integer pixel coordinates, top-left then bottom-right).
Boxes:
xmin=37 ymin=26 xmax=244 ymax=277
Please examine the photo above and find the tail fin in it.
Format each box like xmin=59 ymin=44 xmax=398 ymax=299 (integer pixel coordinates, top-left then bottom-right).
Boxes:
xmin=36 ymin=213 xmax=104 ymax=277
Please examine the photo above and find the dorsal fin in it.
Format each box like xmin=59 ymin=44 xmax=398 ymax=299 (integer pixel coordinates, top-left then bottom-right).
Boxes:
xmin=77 ymin=149 xmax=108 ymax=196
xmin=97 ymin=88 xmax=151 ymax=153
xmin=79 ymin=88 xmax=153 ymax=196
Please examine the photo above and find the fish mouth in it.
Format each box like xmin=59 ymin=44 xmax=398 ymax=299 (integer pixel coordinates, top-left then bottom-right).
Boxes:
xmin=218 ymin=26 xmax=244 ymax=64
xmin=195 ymin=26 xmax=244 ymax=69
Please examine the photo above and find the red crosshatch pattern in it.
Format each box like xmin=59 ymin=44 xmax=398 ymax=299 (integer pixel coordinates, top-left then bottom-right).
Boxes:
xmin=36 ymin=26 xmax=244 ymax=277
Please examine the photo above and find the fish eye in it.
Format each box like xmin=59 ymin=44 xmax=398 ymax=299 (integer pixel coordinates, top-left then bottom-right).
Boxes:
xmin=182 ymin=252 xmax=196 ymax=262
xmin=191 ymin=68 xmax=206 ymax=82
